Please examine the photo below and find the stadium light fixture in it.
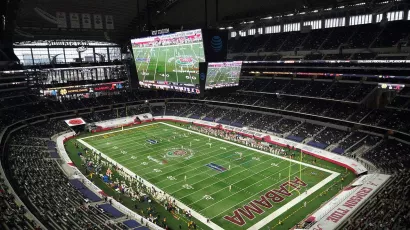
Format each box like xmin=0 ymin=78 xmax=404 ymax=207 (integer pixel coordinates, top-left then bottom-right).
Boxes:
xmin=227 ymin=26 xmax=233 ymax=29
xmin=261 ymin=16 xmax=273 ymax=20
xmin=219 ymin=27 xmax=225 ymax=30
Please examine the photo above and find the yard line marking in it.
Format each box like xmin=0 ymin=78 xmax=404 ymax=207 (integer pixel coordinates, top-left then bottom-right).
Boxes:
xmin=153 ymin=49 xmax=159 ymax=81
xmin=248 ymin=172 xmax=340 ymax=230
xmin=138 ymin=127 xmax=288 ymax=182
xmin=174 ymin=158 xmax=289 ymax=199
xmin=165 ymin=150 xmax=281 ymax=192
xmin=79 ymin=123 xmax=156 ymax=140
xmin=97 ymin=127 xmax=283 ymax=186
xmin=164 ymin=48 xmax=168 ymax=82
xmin=94 ymin=129 xmax=243 ymax=175
xmin=82 ymin=128 xmax=263 ymax=185
xmin=80 ymin=122 xmax=340 ymax=230
xmin=192 ymin=164 xmax=305 ymax=209
xmin=77 ymin=128 xmax=225 ymax=230
xmin=173 ymin=48 xmax=179 ymax=83
xmin=180 ymin=47 xmax=193 ymax=85
xmin=160 ymin=122 xmax=336 ymax=174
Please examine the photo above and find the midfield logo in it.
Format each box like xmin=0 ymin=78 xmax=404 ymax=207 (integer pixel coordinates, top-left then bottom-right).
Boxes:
xmin=223 ymin=176 xmax=308 ymax=226
xmin=164 ymin=148 xmax=194 ymax=160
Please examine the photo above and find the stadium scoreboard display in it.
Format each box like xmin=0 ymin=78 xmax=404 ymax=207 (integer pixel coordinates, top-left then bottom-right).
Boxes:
xmin=131 ymin=29 xmax=228 ymax=94
xmin=131 ymin=29 xmax=205 ymax=94
xmin=205 ymin=61 xmax=243 ymax=89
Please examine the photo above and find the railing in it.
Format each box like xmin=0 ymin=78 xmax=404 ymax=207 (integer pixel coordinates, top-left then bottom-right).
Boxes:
xmin=55 ymin=132 xmax=163 ymax=230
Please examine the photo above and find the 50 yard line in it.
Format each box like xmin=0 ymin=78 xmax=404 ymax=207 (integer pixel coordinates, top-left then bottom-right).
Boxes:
xmin=81 ymin=122 xmax=339 ymax=229
xmin=174 ymin=48 xmax=179 ymax=84
xmin=164 ymin=48 xmax=168 ymax=82
xmin=153 ymin=48 xmax=159 ymax=81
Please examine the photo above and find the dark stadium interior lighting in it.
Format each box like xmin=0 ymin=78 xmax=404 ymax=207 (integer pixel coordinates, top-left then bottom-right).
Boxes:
xmin=2 ymin=0 xmax=410 ymax=229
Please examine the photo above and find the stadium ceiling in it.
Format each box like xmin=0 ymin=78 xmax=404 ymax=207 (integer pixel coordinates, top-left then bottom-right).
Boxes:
xmin=13 ymin=0 xmax=401 ymax=44
xmin=14 ymin=0 xmax=142 ymax=44
xmin=151 ymin=0 xmax=400 ymax=27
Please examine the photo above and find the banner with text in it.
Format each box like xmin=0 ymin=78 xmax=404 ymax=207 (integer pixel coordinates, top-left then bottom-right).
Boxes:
xmin=69 ymin=13 xmax=80 ymax=28
xmin=56 ymin=12 xmax=67 ymax=28
xmin=308 ymin=174 xmax=390 ymax=230
xmin=82 ymin=13 xmax=92 ymax=29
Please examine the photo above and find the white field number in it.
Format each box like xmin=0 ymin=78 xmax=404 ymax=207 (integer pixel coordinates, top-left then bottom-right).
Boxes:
xmin=182 ymin=184 xmax=194 ymax=189
xmin=141 ymin=162 xmax=148 ymax=165
xmin=252 ymin=157 xmax=260 ymax=161
xmin=153 ymin=169 xmax=162 ymax=173
xmin=167 ymin=176 xmax=176 ymax=181
xmin=203 ymin=195 xmax=214 ymax=200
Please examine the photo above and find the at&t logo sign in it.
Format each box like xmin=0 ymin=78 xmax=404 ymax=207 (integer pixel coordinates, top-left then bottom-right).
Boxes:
xmin=211 ymin=36 xmax=223 ymax=52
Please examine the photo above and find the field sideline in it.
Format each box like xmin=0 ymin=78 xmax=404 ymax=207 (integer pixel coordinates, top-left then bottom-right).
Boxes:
xmin=77 ymin=122 xmax=343 ymax=229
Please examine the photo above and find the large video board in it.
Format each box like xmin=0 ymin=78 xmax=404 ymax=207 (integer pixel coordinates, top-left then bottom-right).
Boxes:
xmin=205 ymin=61 xmax=242 ymax=89
xmin=131 ymin=29 xmax=205 ymax=93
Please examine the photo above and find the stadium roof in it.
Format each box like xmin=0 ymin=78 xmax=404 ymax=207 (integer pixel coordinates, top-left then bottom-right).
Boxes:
xmin=14 ymin=0 xmax=401 ymax=44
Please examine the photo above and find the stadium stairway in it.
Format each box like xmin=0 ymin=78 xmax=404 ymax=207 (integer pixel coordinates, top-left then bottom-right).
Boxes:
xmin=326 ymin=132 xmax=354 ymax=152
xmin=325 ymin=143 xmax=338 ymax=152
xmin=301 ymin=126 xmax=326 ymax=144
xmin=357 ymin=156 xmax=378 ymax=172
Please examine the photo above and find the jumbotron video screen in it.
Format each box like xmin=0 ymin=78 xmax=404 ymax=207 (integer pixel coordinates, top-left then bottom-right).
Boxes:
xmin=131 ymin=29 xmax=205 ymax=94
xmin=205 ymin=61 xmax=243 ymax=89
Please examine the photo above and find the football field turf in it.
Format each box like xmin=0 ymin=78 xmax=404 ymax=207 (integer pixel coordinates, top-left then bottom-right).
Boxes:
xmin=133 ymin=42 xmax=205 ymax=85
xmin=78 ymin=122 xmax=340 ymax=229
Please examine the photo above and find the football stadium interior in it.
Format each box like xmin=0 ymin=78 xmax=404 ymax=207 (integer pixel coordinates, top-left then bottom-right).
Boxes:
xmin=1 ymin=0 xmax=410 ymax=230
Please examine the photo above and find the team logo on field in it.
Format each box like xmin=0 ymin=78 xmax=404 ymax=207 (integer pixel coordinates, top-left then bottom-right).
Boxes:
xmin=175 ymin=55 xmax=197 ymax=66
xmin=164 ymin=148 xmax=194 ymax=160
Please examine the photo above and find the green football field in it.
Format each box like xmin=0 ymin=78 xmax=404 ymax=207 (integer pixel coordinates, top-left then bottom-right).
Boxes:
xmin=77 ymin=122 xmax=342 ymax=229
xmin=205 ymin=65 xmax=241 ymax=89
xmin=133 ymin=42 xmax=205 ymax=85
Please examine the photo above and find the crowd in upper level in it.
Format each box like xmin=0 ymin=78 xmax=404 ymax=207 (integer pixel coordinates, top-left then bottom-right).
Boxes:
xmin=228 ymin=20 xmax=410 ymax=61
